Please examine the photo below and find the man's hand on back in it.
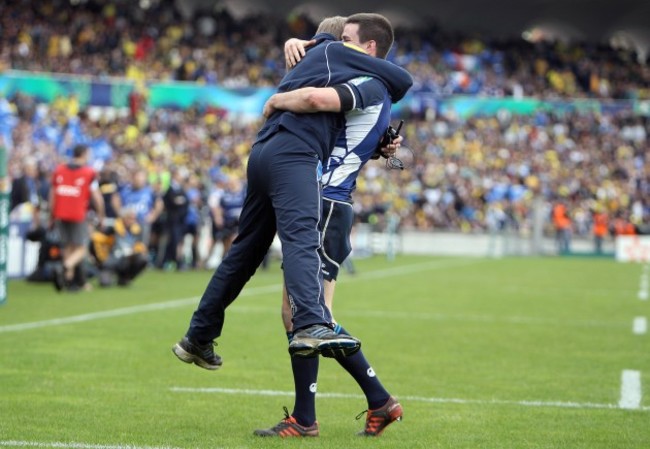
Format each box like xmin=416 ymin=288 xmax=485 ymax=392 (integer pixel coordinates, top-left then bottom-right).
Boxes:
xmin=284 ymin=38 xmax=316 ymax=68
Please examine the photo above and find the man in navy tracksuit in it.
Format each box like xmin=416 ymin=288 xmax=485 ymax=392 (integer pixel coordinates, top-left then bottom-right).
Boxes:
xmin=173 ymin=15 xmax=413 ymax=370
xmin=253 ymin=14 xmax=410 ymax=438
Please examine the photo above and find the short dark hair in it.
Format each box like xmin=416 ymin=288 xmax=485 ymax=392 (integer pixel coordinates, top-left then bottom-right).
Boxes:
xmin=345 ymin=13 xmax=394 ymax=59
xmin=72 ymin=144 xmax=88 ymax=158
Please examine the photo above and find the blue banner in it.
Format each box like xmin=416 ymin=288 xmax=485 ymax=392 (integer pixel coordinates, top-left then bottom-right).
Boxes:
xmin=0 ymin=70 xmax=642 ymax=119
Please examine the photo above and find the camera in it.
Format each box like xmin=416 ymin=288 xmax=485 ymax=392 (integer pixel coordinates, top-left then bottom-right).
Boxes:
xmin=372 ymin=120 xmax=405 ymax=170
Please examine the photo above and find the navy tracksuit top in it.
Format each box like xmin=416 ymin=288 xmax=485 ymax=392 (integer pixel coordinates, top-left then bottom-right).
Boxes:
xmin=255 ymin=33 xmax=413 ymax=162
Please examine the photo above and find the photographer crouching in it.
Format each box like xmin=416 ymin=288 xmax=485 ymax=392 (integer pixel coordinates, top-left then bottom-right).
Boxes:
xmin=91 ymin=207 xmax=148 ymax=287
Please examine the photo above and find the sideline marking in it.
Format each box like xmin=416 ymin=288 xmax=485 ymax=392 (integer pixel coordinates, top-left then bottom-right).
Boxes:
xmin=0 ymin=259 xmax=477 ymax=334
xmin=2 ymin=260 xmax=634 ymax=333
xmin=1 ymin=299 xmax=627 ymax=334
xmin=346 ymin=309 xmax=627 ymax=329
xmin=633 ymin=317 xmax=647 ymax=335
xmin=170 ymin=386 xmax=650 ymax=412
xmin=214 ymin=304 xmax=628 ymax=329
xmin=0 ymin=442 xmax=192 ymax=449
xmin=619 ymin=370 xmax=642 ymax=410
xmin=639 ymin=264 xmax=649 ymax=300
xmin=0 ymin=296 xmax=199 ymax=333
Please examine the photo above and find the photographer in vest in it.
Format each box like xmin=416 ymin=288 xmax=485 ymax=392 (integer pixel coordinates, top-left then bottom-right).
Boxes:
xmin=50 ymin=144 xmax=105 ymax=291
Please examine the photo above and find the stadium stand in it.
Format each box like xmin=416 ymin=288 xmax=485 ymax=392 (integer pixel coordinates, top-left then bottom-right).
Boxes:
xmin=3 ymin=0 xmax=650 ymax=279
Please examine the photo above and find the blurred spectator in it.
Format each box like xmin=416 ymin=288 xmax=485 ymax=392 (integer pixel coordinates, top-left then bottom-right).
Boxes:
xmin=98 ymin=165 xmax=121 ymax=221
xmin=120 ymin=168 xmax=164 ymax=247
xmin=592 ymin=206 xmax=609 ymax=254
xmin=552 ymin=201 xmax=572 ymax=254
xmin=24 ymin=225 xmax=61 ymax=283
xmin=612 ymin=211 xmax=637 ymax=236
xmin=10 ymin=156 xmax=47 ymax=214
xmin=183 ymin=171 xmax=203 ymax=270
xmin=49 ymin=143 xmax=105 ymax=291
xmin=161 ymin=167 xmax=188 ymax=270
xmin=207 ymin=174 xmax=245 ymax=264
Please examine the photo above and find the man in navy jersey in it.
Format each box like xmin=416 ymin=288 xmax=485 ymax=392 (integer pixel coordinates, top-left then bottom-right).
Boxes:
xmin=253 ymin=13 xmax=407 ymax=438
xmin=173 ymin=13 xmax=412 ymax=375
xmin=209 ymin=175 xmax=245 ymax=260
xmin=120 ymin=169 xmax=163 ymax=247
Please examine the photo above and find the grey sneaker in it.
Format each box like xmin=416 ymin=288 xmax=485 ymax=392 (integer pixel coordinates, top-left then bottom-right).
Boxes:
xmin=289 ymin=324 xmax=361 ymax=358
xmin=253 ymin=407 xmax=319 ymax=437
xmin=172 ymin=336 xmax=222 ymax=370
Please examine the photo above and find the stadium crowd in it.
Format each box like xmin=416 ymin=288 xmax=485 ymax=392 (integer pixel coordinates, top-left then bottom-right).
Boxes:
xmin=3 ymin=0 xmax=650 ymax=279
xmin=2 ymin=0 xmax=650 ymax=98
xmin=6 ymin=94 xmax=648 ymax=248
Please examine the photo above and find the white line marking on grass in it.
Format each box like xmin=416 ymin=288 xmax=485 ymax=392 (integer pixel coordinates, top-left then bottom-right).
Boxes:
xmin=0 ymin=259 xmax=479 ymax=334
xmin=0 ymin=296 xmax=197 ymax=333
xmin=619 ymin=370 xmax=642 ymax=410
xmin=633 ymin=317 xmax=648 ymax=335
xmin=170 ymin=386 xmax=650 ymax=412
xmin=639 ymin=264 xmax=649 ymax=300
xmin=0 ymin=283 xmax=285 ymax=334
xmin=346 ymin=309 xmax=628 ymax=329
xmin=0 ymin=441 xmax=193 ymax=449
xmin=345 ymin=258 xmax=479 ymax=281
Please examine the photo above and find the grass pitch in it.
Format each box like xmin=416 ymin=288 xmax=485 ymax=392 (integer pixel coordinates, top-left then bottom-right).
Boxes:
xmin=0 ymin=255 xmax=648 ymax=449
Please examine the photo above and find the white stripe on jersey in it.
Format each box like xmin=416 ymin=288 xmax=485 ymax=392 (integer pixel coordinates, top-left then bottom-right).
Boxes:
xmin=323 ymin=147 xmax=362 ymax=187
xmin=323 ymin=104 xmax=383 ymax=189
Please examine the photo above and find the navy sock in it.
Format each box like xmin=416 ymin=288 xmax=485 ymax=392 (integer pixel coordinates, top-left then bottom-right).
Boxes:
xmin=335 ymin=325 xmax=390 ymax=410
xmin=290 ymin=355 xmax=319 ymax=427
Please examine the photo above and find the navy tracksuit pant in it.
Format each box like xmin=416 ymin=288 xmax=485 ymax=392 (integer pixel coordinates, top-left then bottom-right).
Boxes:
xmin=187 ymin=131 xmax=332 ymax=343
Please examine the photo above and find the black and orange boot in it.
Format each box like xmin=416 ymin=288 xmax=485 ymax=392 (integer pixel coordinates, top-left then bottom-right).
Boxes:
xmin=356 ymin=396 xmax=403 ymax=436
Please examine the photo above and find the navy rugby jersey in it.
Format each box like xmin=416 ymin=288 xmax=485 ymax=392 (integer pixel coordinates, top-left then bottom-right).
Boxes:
xmin=256 ymin=33 xmax=412 ymax=162
xmin=120 ymin=185 xmax=156 ymax=224
xmin=322 ymin=76 xmax=391 ymax=203
xmin=220 ymin=188 xmax=245 ymax=221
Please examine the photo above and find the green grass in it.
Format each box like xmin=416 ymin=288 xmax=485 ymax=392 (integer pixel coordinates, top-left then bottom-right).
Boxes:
xmin=0 ymin=255 xmax=648 ymax=449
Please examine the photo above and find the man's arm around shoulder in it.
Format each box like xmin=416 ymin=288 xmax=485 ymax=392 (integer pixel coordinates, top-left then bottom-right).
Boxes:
xmin=263 ymin=84 xmax=357 ymax=117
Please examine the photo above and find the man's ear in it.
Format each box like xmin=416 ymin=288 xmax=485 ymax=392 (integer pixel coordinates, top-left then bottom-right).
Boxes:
xmin=366 ymin=40 xmax=377 ymax=57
